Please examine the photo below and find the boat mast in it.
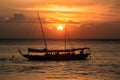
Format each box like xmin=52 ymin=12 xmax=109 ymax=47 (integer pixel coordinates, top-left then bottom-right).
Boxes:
xmin=37 ymin=12 xmax=48 ymax=50
xmin=65 ymin=25 xmax=66 ymax=51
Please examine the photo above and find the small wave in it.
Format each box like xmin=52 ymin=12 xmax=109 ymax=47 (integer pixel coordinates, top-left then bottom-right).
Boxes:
xmin=0 ymin=58 xmax=7 ymax=61
xmin=0 ymin=58 xmax=14 ymax=61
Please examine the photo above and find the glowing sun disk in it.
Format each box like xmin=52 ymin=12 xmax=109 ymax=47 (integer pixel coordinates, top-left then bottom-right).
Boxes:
xmin=57 ymin=25 xmax=63 ymax=31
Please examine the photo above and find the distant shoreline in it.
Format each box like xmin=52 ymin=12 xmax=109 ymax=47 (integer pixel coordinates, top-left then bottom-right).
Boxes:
xmin=0 ymin=38 xmax=120 ymax=41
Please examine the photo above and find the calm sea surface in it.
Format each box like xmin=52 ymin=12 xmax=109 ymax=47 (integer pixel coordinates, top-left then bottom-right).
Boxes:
xmin=0 ymin=40 xmax=120 ymax=80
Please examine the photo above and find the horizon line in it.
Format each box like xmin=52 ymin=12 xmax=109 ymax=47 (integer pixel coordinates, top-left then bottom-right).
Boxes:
xmin=0 ymin=38 xmax=120 ymax=41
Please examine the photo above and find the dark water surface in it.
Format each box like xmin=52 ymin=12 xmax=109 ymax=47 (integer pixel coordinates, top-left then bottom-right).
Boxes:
xmin=0 ymin=40 xmax=120 ymax=80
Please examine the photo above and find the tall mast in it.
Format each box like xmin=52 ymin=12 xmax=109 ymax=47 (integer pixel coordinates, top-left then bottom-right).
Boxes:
xmin=37 ymin=12 xmax=48 ymax=50
xmin=64 ymin=25 xmax=66 ymax=50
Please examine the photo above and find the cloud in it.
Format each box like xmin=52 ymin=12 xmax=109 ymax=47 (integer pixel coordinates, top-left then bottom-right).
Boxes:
xmin=76 ymin=21 xmax=120 ymax=39
xmin=0 ymin=0 xmax=120 ymax=39
xmin=1 ymin=0 xmax=119 ymax=19
xmin=0 ymin=20 xmax=120 ymax=39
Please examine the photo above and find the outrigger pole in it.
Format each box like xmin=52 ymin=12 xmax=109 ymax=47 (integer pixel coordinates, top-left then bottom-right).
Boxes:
xmin=37 ymin=11 xmax=48 ymax=50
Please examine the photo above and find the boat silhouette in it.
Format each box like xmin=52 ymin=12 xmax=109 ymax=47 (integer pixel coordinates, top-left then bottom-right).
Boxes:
xmin=18 ymin=12 xmax=91 ymax=61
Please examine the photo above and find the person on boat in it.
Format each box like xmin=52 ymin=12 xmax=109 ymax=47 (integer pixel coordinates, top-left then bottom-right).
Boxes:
xmin=72 ymin=51 xmax=75 ymax=55
xmin=55 ymin=52 xmax=60 ymax=55
xmin=80 ymin=50 xmax=84 ymax=55
xmin=66 ymin=52 xmax=71 ymax=55
xmin=44 ymin=53 xmax=50 ymax=56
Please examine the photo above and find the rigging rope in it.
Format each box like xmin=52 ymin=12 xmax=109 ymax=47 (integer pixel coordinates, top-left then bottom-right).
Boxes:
xmin=37 ymin=11 xmax=48 ymax=50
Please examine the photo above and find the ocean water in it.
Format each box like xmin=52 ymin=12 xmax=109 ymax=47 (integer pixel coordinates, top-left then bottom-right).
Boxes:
xmin=0 ymin=39 xmax=120 ymax=80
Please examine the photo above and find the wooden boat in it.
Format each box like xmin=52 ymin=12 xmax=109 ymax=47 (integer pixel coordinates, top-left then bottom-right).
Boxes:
xmin=18 ymin=12 xmax=91 ymax=61
xmin=18 ymin=47 xmax=90 ymax=61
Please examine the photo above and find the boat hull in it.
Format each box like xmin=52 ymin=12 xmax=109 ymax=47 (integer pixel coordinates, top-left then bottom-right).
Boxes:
xmin=21 ymin=54 xmax=90 ymax=61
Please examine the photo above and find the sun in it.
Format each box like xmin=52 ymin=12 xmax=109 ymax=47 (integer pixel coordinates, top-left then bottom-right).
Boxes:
xmin=57 ymin=25 xmax=64 ymax=31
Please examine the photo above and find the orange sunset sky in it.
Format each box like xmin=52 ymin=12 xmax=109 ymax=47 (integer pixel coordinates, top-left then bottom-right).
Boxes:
xmin=0 ymin=0 xmax=120 ymax=39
